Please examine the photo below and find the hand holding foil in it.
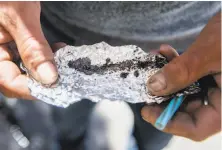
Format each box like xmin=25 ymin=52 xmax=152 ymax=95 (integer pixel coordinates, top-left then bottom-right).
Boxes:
xmin=142 ymin=12 xmax=221 ymax=141
xmin=24 ymin=42 xmax=200 ymax=108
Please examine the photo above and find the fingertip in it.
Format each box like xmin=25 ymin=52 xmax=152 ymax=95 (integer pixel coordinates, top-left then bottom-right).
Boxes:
xmin=51 ymin=42 xmax=67 ymax=52
xmin=141 ymin=105 xmax=163 ymax=124
xmin=149 ymin=49 xmax=160 ymax=55
xmin=147 ymin=70 xmax=168 ymax=96
xmin=16 ymin=37 xmax=59 ymax=84
xmin=141 ymin=106 xmax=152 ymax=123
xmin=159 ymin=44 xmax=179 ymax=61
xmin=38 ymin=42 xmax=67 ymax=84
xmin=146 ymin=45 xmax=184 ymax=96
xmin=147 ymin=53 xmax=198 ymax=96
xmin=36 ymin=60 xmax=58 ymax=85
xmin=159 ymin=44 xmax=174 ymax=51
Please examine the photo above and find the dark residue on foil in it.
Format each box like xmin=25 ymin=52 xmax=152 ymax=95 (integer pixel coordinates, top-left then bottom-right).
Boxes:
xmin=67 ymin=55 xmax=167 ymax=76
xmin=120 ymin=72 xmax=129 ymax=78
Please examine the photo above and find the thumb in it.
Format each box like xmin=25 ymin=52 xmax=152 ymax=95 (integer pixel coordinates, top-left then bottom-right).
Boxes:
xmin=147 ymin=13 xmax=221 ymax=96
xmin=1 ymin=3 xmax=58 ymax=85
xmin=147 ymin=49 xmax=209 ymax=96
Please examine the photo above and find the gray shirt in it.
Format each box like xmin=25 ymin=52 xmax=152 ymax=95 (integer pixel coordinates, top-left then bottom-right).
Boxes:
xmin=41 ymin=1 xmax=221 ymax=52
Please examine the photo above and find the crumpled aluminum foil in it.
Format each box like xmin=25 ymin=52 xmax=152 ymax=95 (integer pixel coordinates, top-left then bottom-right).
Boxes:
xmin=22 ymin=42 xmax=200 ymax=108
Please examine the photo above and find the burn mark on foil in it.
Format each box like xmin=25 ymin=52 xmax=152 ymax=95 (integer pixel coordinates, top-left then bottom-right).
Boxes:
xmin=120 ymin=72 xmax=129 ymax=78
xmin=134 ymin=70 xmax=139 ymax=77
xmin=105 ymin=58 xmax=111 ymax=64
xmin=155 ymin=55 xmax=168 ymax=68
xmin=67 ymin=56 xmax=166 ymax=75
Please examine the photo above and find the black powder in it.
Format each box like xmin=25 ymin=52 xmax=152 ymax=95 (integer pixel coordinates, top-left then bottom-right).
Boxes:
xmin=134 ymin=70 xmax=139 ymax=77
xmin=68 ymin=55 xmax=166 ymax=75
xmin=120 ymin=72 xmax=129 ymax=78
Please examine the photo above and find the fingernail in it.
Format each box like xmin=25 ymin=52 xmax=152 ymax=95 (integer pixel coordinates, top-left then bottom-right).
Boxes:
xmin=141 ymin=106 xmax=151 ymax=123
xmin=36 ymin=61 xmax=58 ymax=84
xmin=147 ymin=71 xmax=167 ymax=92
xmin=141 ymin=116 xmax=148 ymax=122
xmin=141 ymin=107 xmax=150 ymax=121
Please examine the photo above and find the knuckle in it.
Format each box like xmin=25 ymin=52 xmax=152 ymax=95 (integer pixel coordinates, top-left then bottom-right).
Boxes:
xmin=20 ymin=38 xmax=52 ymax=69
xmin=24 ymin=51 xmax=47 ymax=70
xmin=0 ymin=11 xmax=17 ymax=30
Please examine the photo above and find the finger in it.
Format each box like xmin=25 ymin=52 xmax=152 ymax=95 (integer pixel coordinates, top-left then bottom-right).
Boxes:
xmin=0 ymin=26 xmax=13 ymax=43
xmin=1 ymin=5 xmax=58 ymax=85
xmin=184 ymin=98 xmax=202 ymax=113
xmin=147 ymin=48 xmax=206 ymax=96
xmin=10 ymin=74 xmax=35 ymax=100
xmin=0 ymin=45 xmax=13 ymax=61
xmin=0 ymin=60 xmax=35 ymax=100
xmin=141 ymin=104 xmax=163 ymax=124
xmin=0 ymin=43 xmax=31 ymax=99
xmin=51 ymin=42 xmax=67 ymax=53
xmin=147 ymin=13 xmax=221 ymax=96
xmin=158 ymin=44 xmax=179 ymax=61
xmin=141 ymin=105 xmax=195 ymax=138
xmin=186 ymin=88 xmax=221 ymax=141
xmin=142 ymin=88 xmax=221 ymax=141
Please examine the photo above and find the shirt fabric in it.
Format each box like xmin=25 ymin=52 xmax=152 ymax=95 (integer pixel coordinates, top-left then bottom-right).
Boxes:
xmin=41 ymin=1 xmax=221 ymax=52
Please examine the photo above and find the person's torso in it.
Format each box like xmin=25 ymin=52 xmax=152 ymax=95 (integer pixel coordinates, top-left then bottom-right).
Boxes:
xmin=41 ymin=1 xmax=221 ymax=51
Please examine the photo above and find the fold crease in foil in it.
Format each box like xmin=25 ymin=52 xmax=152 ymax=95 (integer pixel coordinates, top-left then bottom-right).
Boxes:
xmin=22 ymin=42 xmax=200 ymax=108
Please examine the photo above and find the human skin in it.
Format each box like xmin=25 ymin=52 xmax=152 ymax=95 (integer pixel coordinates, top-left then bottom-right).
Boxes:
xmin=0 ymin=2 xmax=58 ymax=99
xmin=0 ymin=2 xmax=221 ymax=141
xmin=142 ymin=12 xmax=221 ymax=141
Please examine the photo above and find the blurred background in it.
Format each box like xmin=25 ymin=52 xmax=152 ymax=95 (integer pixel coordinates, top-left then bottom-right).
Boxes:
xmin=0 ymin=95 xmax=221 ymax=150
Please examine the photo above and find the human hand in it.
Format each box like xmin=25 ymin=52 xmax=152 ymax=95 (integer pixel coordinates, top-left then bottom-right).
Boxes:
xmin=141 ymin=12 xmax=221 ymax=141
xmin=0 ymin=2 xmax=59 ymax=99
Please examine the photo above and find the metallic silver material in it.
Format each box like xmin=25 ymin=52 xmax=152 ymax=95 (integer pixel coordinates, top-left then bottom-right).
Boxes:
xmin=22 ymin=42 xmax=200 ymax=108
